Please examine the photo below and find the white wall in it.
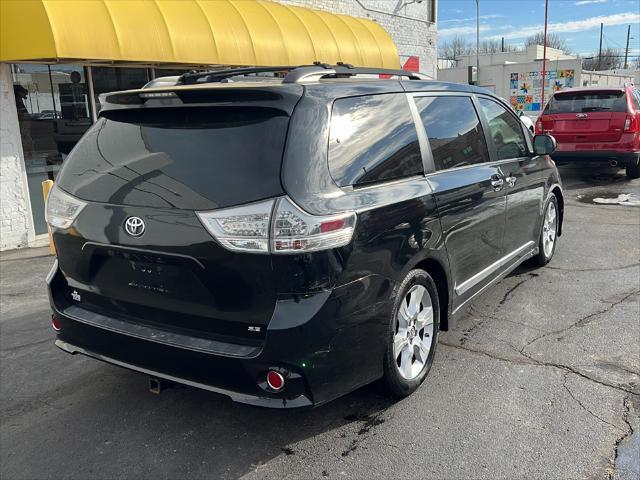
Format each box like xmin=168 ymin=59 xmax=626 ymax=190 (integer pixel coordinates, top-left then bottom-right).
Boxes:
xmin=277 ymin=0 xmax=438 ymax=78
xmin=581 ymin=70 xmax=636 ymax=87
xmin=438 ymin=59 xmax=584 ymax=118
xmin=453 ymin=45 xmax=574 ymax=68
xmin=0 ymin=63 xmax=35 ymax=250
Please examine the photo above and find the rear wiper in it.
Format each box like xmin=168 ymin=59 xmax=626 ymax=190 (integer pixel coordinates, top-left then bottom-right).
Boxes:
xmin=581 ymin=107 xmax=611 ymax=112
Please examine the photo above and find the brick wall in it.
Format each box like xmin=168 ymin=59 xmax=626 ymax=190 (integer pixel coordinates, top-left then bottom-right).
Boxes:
xmin=0 ymin=63 xmax=35 ymax=251
xmin=277 ymin=0 xmax=438 ymax=78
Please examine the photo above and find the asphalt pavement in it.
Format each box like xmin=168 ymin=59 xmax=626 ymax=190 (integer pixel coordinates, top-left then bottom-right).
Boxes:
xmin=1 ymin=166 xmax=638 ymax=480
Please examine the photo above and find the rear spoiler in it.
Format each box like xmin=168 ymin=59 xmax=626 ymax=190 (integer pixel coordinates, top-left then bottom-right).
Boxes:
xmin=98 ymin=84 xmax=304 ymax=116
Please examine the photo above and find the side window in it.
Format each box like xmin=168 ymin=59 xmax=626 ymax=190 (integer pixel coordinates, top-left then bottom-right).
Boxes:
xmin=415 ymin=96 xmax=490 ymax=170
xmin=478 ymin=97 xmax=528 ymax=160
xmin=328 ymin=94 xmax=422 ymax=187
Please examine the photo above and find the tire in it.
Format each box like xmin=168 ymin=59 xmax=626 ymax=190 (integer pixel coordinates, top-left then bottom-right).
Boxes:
xmin=530 ymin=194 xmax=559 ymax=267
xmin=383 ymin=269 xmax=440 ymax=398
xmin=626 ymin=157 xmax=640 ymax=180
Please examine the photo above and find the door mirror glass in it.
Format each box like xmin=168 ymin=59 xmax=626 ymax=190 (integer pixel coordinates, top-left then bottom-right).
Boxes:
xmin=533 ymin=134 xmax=557 ymax=155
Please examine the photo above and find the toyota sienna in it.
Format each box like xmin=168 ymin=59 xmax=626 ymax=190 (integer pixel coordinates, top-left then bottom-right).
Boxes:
xmin=47 ymin=65 xmax=564 ymax=408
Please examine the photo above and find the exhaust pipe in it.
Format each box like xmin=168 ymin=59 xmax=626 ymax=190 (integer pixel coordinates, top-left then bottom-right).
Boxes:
xmin=148 ymin=377 xmax=174 ymax=394
xmin=609 ymin=159 xmax=618 ymax=167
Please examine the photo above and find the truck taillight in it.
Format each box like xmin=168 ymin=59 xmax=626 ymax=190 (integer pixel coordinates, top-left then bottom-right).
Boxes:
xmin=536 ymin=121 xmax=543 ymax=134
xmin=196 ymin=196 xmax=356 ymax=254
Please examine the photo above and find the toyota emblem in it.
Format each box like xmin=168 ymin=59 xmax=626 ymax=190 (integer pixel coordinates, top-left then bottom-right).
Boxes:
xmin=124 ymin=216 xmax=145 ymax=237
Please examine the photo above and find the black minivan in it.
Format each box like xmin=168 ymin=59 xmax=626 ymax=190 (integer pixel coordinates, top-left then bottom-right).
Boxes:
xmin=47 ymin=65 xmax=563 ymax=408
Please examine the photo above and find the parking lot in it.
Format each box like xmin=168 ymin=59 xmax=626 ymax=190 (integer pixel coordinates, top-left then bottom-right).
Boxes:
xmin=1 ymin=167 xmax=638 ymax=480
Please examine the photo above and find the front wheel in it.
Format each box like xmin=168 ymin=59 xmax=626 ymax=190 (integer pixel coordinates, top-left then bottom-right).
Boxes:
xmin=626 ymin=156 xmax=640 ymax=180
xmin=383 ymin=269 xmax=440 ymax=398
xmin=531 ymin=194 xmax=559 ymax=267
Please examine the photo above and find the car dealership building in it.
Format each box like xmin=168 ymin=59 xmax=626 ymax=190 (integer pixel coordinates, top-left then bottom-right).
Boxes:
xmin=0 ymin=0 xmax=437 ymax=251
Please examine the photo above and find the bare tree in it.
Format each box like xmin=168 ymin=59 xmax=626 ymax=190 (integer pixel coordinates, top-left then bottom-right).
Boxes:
xmin=479 ymin=39 xmax=519 ymax=54
xmin=438 ymin=36 xmax=472 ymax=60
xmin=582 ymin=47 xmax=624 ymax=70
xmin=438 ymin=36 xmax=518 ymax=60
xmin=525 ymin=32 xmax=571 ymax=53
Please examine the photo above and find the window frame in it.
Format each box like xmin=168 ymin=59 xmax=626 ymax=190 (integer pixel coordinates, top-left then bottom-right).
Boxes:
xmin=408 ymin=91 xmax=495 ymax=174
xmin=326 ymin=92 xmax=428 ymax=190
xmin=475 ymin=94 xmax=533 ymax=161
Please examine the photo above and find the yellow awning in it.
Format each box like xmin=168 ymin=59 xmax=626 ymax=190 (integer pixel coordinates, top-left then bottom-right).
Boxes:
xmin=0 ymin=0 xmax=400 ymax=68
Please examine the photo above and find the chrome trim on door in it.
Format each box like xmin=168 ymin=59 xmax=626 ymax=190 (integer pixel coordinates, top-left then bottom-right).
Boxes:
xmin=451 ymin=246 xmax=537 ymax=316
xmin=455 ymin=241 xmax=535 ymax=296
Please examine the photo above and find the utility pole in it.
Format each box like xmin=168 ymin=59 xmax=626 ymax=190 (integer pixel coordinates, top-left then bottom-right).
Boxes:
xmin=597 ymin=22 xmax=603 ymax=70
xmin=624 ymin=24 xmax=631 ymax=69
xmin=540 ymin=0 xmax=549 ymax=111
xmin=476 ymin=0 xmax=480 ymax=73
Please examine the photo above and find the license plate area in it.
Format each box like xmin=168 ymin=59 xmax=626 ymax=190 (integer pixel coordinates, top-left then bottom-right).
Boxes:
xmin=128 ymin=260 xmax=176 ymax=295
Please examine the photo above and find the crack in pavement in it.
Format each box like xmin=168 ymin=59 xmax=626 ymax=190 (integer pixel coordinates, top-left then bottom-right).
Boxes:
xmin=520 ymin=289 xmax=640 ymax=355
xmin=498 ymin=273 xmax=539 ymax=306
xmin=561 ymin=372 xmax=623 ymax=432
xmin=440 ymin=342 xmax=640 ymax=397
xmin=608 ymin=397 xmax=635 ymax=480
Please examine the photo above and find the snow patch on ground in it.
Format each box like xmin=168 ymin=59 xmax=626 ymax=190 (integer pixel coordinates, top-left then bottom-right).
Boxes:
xmin=592 ymin=194 xmax=640 ymax=207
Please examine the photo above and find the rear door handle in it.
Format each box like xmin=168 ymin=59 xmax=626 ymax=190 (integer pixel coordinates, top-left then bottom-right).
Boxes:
xmin=490 ymin=177 xmax=504 ymax=191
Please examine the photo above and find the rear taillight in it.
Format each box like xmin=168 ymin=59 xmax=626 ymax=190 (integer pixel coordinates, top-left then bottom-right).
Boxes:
xmin=45 ymin=185 xmax=87 ymax=229
xmin=196 ymin=199 xmax=273 ymax=253
xmin=196 ymin=196 xmax=356 ymax=254
xmin=271 ymin=197 xmax=356 ymax=253
xmin=624 ymin=115 xmax=640 ymax=132
xmin=536 ymin=121 xmax=543 ymax=134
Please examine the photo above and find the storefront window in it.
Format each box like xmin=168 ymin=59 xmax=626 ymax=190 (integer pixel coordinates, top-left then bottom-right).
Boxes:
xmin=91 ymin=67 xmax=149 ymax=112
xmin=11 ymin=65 xmax=152 ymax=235
xmin=12 ymin=63 xmax=91 ymax=234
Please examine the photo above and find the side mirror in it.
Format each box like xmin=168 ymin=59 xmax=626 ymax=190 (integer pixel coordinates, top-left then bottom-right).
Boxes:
xmin=533 ymin=134 xmax=557 ymax=155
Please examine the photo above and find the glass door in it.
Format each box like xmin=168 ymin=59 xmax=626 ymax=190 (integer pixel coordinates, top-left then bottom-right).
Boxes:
xmin=12 ymin=64 xmax=92 ymax=235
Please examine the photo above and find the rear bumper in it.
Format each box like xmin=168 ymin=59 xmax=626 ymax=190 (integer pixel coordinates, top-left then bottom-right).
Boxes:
xmin=55 ymin=339 xmax=311 ymax=408
xmin=49 ymin=263 xmax=395 ymax=408
xmin=552 ymin=150 xmax=640 ymax=166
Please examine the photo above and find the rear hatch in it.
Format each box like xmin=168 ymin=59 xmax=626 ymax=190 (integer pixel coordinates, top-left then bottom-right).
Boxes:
xmin=52 ymin=85 xmax=302 ymax=344
xmin=540 ymin=90 xmax=628 ymax=143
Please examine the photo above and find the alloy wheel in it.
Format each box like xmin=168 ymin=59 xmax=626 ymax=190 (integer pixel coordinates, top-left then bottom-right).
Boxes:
xmin=394 ymin=284 xmax=434 ymax=380
xmin=542 ymin=201 xmax=557 ymax=258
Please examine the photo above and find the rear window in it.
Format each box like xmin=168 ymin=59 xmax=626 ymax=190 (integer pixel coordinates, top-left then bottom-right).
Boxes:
xmin=544 ymin=91 xmax=627 ymax=114
xmin=57 ymin=107 xmax=289 ymax=210
xmin=328 ymin=94 xmax=422 ymax=187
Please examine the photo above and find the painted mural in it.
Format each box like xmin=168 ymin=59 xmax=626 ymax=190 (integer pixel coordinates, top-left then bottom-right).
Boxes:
xmin=509 ymin=69 xmax=575 ymax=112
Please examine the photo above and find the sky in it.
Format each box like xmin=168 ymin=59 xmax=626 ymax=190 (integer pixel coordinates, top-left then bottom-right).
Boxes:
xmin=438 ymin=0 xmax=640 ymax=59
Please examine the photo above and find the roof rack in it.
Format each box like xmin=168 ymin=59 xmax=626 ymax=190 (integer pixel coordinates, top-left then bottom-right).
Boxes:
xmin=283 ymin=64 xmax=430 ymax=83
xmin=177 ymin=63 xmax=430 ymax=85
xmin=178 ymin=66 xmax=297 ymax=85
